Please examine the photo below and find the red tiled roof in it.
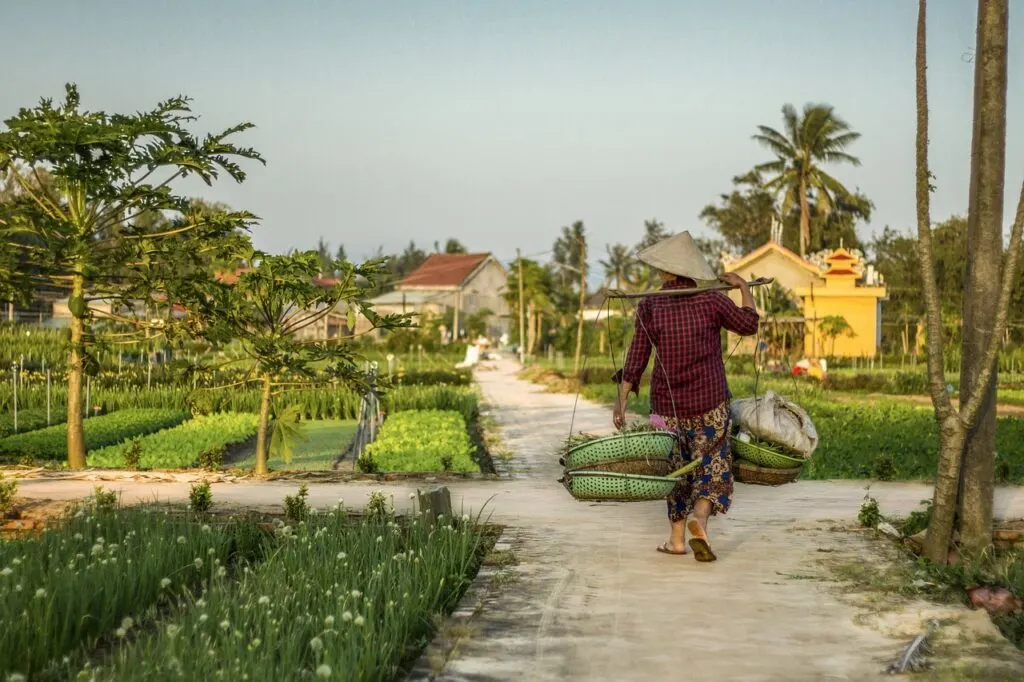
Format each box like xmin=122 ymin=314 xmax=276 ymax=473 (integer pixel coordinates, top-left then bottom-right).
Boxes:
xmin=214 ymin=269 xmax=249 ymax=285
xmin=826 ymin=268 xmax=858 ymax=276
xmin=399 ymin=253 xmax=490 ymax=288
xmin=827 ymin=253 xmax=855 ymax=261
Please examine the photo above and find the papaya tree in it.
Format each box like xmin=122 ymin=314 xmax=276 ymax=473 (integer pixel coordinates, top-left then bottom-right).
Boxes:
xmin=0 ymin=84 xmax=263 ymax=468
xmin=175 ymin=249 xmax=410 ymax=475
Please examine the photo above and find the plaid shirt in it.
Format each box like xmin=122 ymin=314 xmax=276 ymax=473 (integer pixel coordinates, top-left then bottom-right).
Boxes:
xmin=620 ymin=282 xmax=760 ymax=419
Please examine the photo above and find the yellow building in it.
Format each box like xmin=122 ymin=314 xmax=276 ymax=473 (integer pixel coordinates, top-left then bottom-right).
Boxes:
xmin=723 ymin=241 xmax=887 ymax=358
xmin=795 ymin=247 xmax=886 ymax=358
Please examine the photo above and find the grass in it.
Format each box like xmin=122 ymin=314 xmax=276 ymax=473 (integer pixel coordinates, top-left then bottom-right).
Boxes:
xmin=567 ymin=378 xmax=1024 ymax=483
xmin=234 ymin=419 xmax=358 ymax=472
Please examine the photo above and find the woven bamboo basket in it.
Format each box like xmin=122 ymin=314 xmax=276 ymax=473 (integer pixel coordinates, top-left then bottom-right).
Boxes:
xmin=561 ymin=431 xmax=676 ymax=469
xmin=730 ymin=437 xmax=806 ymax=469
xmin=559 ymin=470 xmax=680 ymax=502
xmin=733 ymin=460 xmax=802 ymax=486
xmin=569 ymin=457 xmax=674 ymax=477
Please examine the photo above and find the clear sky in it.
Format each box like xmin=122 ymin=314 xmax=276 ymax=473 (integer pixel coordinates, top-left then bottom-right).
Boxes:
xmin=2 ymin=1 xmax=1021 ymax=268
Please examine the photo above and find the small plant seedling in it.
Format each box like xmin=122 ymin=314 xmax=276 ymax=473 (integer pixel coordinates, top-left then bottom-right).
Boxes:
xmin=365 ymin=490 xmax=393 ymax=523
xmin=189 ymin=481 xmax=213 ymax=515
xmin=859 ymin=488 xmax=881 ymax=529
xmin=123 ymin=439 xmax=142 ymax=470
xmin=90 ymin=486 xmax=118 ymax=512
xmin=284 ymin=484 xmax=310 ymax=523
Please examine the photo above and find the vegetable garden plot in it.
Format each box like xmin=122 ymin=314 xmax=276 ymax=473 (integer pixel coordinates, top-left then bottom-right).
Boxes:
xmin=87 ymin=413 xmax=259 ymax=469
xmin=360 ymin=410 xmax=478 ymax=473
xmin=0 ymin=409 xmax=190 ymax=462
xmin=84 ymin=509 xmax=484 ymax=682
xmin=0 ymin=507 xmax=262 ymax=680
xmin=0 ymin=408 xmax=65 ymax=439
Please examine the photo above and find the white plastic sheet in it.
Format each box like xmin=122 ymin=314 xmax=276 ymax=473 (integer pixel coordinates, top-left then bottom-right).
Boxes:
xmin=730 ymin=390 xmax=818 ymax=457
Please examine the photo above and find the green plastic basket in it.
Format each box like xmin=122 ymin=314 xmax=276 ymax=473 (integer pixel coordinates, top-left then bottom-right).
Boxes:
xmin=561 ymin=431 xmax=676 ymax=469
xmin=560 ymin=470 xmax=680 ymax=502
xmin=730 ymin=437 xmax=806 ymax=469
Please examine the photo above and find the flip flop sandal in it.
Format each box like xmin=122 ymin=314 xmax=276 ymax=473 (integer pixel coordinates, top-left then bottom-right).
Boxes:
xmin=686 ymin=520 xmax=717 ymax=562
xmin=656 ymin=543 xmax=688 ymax=556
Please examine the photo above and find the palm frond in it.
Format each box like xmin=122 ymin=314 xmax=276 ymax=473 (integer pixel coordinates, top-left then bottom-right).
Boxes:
xmin=269 ymin=404 xmax=308 ymax=465
xmin=753 ymin=127 xmax=795 ymax=158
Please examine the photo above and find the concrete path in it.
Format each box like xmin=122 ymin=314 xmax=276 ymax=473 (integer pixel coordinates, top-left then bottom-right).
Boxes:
xmin=11 ymin=360 xmax=1024 ymax=681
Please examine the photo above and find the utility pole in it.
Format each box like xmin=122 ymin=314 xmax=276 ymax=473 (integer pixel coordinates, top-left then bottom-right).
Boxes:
xmin=573 ymin=234 xmax=587 ymax=375
xmin=517 ymin=249 xmax=526 ymax=364
xmin=453 ymin=291 xmax=461 ymax=344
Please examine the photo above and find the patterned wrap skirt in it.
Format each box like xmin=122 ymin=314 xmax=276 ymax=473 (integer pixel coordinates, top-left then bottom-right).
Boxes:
xmin=650 ymin=401 xmax=733 ymax=522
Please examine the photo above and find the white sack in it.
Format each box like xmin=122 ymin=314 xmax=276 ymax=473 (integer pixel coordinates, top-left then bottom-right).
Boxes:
xmin=730 ymin=390 xmax=818 ymax=458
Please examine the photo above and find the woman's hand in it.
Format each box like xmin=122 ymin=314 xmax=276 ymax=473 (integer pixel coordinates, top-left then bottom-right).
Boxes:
xmin=720 ymin=272 xmax=748 ymax=290
xmin=720 ymin=272 xmax=757 ymax=310
xmin=613 ymin=399 xmax=627 ymax=430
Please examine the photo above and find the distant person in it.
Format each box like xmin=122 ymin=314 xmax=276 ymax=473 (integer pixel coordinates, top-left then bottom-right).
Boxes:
xmin=612 ymin=232 xmax=760 ymax=562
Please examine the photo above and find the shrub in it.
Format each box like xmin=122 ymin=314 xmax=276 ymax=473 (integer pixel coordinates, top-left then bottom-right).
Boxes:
xmin=0 ymin=474 xmax=17 ymax=517
xmin=189 ymin=481 xmax=213 ymax=514
xmin=198 ymin=445 xmax=226 ymax=472
xmin=122 ymin=439 xmax=142 ymax=470
xmin=284 ymin=484 xmax=310 ymax=523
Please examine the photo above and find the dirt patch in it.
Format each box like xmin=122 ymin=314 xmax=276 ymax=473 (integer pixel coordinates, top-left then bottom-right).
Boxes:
xmin=816 ymin=526 xmax=1024 ymax=679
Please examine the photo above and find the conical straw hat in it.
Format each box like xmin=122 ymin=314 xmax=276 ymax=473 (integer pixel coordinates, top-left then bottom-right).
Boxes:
xmin=637 ymin=231 xmax=716 ymax=281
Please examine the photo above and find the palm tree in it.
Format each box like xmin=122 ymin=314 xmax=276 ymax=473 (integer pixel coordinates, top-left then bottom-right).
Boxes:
xmin=753 ymin=103 xmax=862 ymax=257
xmin=599 ymin=243 xmax=637 ymax=290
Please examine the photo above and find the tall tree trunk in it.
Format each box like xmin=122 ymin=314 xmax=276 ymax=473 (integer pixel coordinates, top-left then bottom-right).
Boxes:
xmin=254 ymin=376 xmax=272 ymax=475
xmin=958 ymin=0 xmax=1008 ymax=555
xmin=66 ymin=273 xmax=87 ymax=470
xmin=916 ymin=0 xmax=964 ymax=563
xmin=799 ymin=175 xmax=811 ymax=258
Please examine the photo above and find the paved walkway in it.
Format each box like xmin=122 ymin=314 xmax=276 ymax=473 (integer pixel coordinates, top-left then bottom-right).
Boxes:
xmin=12 ymin=361 xmax=1024 ymax=681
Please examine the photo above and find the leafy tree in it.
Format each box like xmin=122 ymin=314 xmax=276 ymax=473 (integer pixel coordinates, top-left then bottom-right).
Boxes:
xmin=335 ymin=244 xmax=347 ymax=264
xmin=699 ymin=171 xmax=780 ymax=253
xmin=504 ymin=258 xmax=553 ymax=354
xmin=818 ymin=315 xmax=855 ymax=359
xmin=599 ymin=243 xmax=637 ymax=289
xmin=316 ymin=237 xmax=333 ymax=273
xmin=0 ymin=84 xmax=262 ymax=469
xmin=177 ymin=249 xmax=409 ymax=474
xmin=444 ymin=238 xmax=467 ymax=254
xmin=753 ymin=103 xmax=862 ymax=257
xmin=914 ymin=0 xmax=1024 ymax=562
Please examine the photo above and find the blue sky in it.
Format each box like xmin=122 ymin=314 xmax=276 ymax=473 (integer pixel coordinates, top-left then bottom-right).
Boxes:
xmin=2 ymin=1 xmax=1021 ymax=269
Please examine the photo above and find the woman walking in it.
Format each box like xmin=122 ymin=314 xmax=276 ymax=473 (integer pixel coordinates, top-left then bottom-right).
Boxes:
xmin=613 ymin=232 xmax=759 ymax=562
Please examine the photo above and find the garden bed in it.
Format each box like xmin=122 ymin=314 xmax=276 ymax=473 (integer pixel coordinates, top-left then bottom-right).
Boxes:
xmin=0 ymin=497 xmax=491 ymax=682
xmin=86 ymin=413 xmax=259 ymax=469
xmin=358 ymin=410 xmax=480 ymax=473
xmin=0 ymin=409 xmax=192 ymax=463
